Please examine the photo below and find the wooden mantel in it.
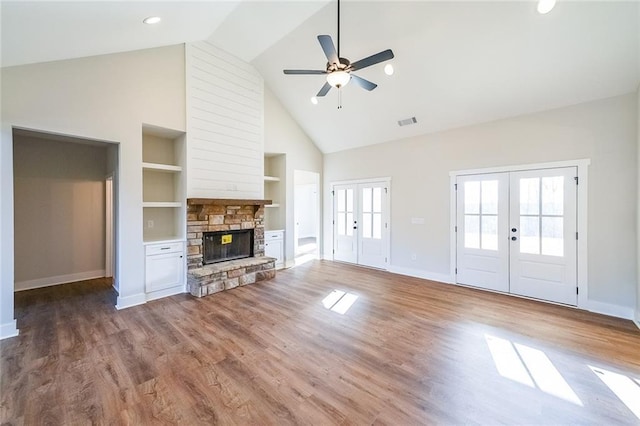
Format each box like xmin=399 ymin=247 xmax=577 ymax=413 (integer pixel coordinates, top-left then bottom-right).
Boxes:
xmin=187 ymin=198 xmax=272 ymax=206
xmin=187 ymin=198 xmax=272 ymax=221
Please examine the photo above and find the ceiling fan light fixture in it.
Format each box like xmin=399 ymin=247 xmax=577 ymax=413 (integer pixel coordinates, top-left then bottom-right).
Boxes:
xmin=310 ymin=96 xmax=319 ymax=105
xmin=384 ymin=63 xmax=394 ymax=76
xmin=326 ymin=70 xmax=351 ymax=88
xmin=537 ymin=0 xmax=556 ymax=14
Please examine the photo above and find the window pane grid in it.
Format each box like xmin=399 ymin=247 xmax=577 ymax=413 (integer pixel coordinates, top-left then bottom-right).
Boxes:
xmin=519 ymin=176 xmax=564 ymax=257
xmin=464 ymin=180 xmax=499 ymax=251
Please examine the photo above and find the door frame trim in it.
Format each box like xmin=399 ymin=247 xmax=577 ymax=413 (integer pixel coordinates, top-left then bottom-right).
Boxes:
xmin=330 ymin=177 xmax=392 ymax=269
xmin=449 ymin=159 xmax=590 ymax=309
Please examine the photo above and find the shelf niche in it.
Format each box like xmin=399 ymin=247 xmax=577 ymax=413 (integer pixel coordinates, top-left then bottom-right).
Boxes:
xmin=142 ymin=125 xmax=186 ymax=242
xmin=264 ymin=153 xmax=286 ymax=231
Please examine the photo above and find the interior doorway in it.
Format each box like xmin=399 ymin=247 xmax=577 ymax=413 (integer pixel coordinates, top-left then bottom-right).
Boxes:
xmin=294 ymin=170 xmax=320 ymax=264
xmin=12 ymin=128 xmax=119 ymax=293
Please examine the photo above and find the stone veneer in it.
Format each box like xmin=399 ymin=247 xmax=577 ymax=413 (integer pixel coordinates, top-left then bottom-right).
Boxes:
xmin=186 ymin=198 xmax=276 ymax=297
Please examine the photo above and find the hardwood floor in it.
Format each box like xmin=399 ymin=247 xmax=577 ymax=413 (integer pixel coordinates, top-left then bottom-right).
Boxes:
xmin=2 ymin=260 xmax=640 ymax=425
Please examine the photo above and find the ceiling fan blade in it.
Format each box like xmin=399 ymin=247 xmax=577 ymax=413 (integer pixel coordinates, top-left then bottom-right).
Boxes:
xmin=350 ymin=74 xmax=377 ymax=91
xmin=350 ymin=49 xmax=395 ymax=71
xmin=317 ymin=82 xmax=332 ymax=97
xmin=317 ymin=35 xmax=339 ymax=65
xmin=283 ymin=69 xmax=327 ymax=75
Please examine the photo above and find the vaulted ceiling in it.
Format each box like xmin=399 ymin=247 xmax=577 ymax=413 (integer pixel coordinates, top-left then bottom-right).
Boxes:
xmin=2 ymin=1 xmax=638 ymax=153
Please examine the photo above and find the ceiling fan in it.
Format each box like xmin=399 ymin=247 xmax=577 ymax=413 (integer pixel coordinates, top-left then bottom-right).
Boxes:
xmin=283 ymin=0 xmax=394 ymax=102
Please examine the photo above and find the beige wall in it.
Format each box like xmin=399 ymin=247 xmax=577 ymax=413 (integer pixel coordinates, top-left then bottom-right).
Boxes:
xmin=13 ymin=135 xmax=107 ymax=289
xmin=1 ymin=44 xmax=186 ymax=331
xmin=324 ymin=93 xmax=637 ymax=314
xmin=264 ymin=87 xmax=323 ymax=264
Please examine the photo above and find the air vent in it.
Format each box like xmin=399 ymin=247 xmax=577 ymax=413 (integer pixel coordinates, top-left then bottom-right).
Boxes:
xmin=397 ymin=117 xmax=417 ymax=127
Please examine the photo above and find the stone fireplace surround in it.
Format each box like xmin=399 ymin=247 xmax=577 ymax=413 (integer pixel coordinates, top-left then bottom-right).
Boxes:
xmin=186 ymin=198 xmax=276 ymax=297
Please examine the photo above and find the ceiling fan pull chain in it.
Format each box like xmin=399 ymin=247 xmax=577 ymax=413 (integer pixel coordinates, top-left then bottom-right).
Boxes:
xmin=338 ymin=89 xmax=342 ymax=110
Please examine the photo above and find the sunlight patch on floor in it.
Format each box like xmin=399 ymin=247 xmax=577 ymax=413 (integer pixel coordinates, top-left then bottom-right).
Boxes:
xmin=485 ymin=334 xmax=582 ymax=406
xmin=322 ymin=289 xmax=358 ymax=315
xmin=590 ymin=366 xmax=640 ymax=420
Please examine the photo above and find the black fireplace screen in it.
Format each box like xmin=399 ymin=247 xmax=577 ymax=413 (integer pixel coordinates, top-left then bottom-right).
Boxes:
xmin=203 ymin=229 xmax=254 ymax=264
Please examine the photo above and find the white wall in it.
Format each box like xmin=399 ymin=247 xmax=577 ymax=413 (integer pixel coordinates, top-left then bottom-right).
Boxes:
xmin=185 ymin=41 xmax=264 ymax=199
xmin=0 ymin=44 xmax=186 ymax=336
xmin=264 ymin=87 xmax=323 ymax=265
xmin=13 ymin=135 xmax=107 ymax=290
xmin=324 ymin=93 xmax=637 ymax=315
xmin=637 ymin=86 xmax=640 ymax=327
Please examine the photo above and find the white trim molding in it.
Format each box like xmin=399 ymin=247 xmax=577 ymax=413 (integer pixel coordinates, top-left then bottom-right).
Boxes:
xmin=388 ymin=265 xmax=454 ymax=285
xmin=116 ymin=293 xmax=147 ymax=310
xmin=15 ymin=269 xmax=106 ymax=291
xmin=0 ymin=320 xmax=19 ymax=340
xmin=584 ymin=300 xmax=635 ymax=321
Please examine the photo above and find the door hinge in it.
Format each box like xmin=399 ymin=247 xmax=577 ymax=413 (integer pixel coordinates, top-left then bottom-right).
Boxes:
xmin=574 ymin=176 xmax=579 ymax=185
xmin=331 ymin=190 xmax=335 ymax=196
xmin=332 ymin=220 xmax=335 ymax=225
xmin=385 ymin=257 xmax=388 ymax=263
xmin=454 ymin=183 xmax=458 ymax=190
xmin=576 ymin=287 xmax=579 ymax=295
xmin=384 ymin=187 xmax=388 ymax=194
xmin=455 ymin=226 xmax=457 ymax=232
xmin=455 ymin=267 xmax=458 ymax=274
xmin=385 ymin=222 xmax=388 ymax=229
xmin=576 ymin=232 xmax=578 ymax=240
xmin=332 ymin=249 xmax=335 ymax=254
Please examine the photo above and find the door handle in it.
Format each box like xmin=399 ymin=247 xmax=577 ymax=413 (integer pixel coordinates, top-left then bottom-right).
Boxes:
xmin=511 ymin=228 xmax=517 ymax=233
xmin=511 ymin=236 xmax=517 ymax=241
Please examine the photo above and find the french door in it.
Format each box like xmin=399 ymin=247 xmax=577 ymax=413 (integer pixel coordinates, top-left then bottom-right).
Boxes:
xmin=333 ymin=181 xmax=389 ymax=269
xmin=456 ymin=167 xmax=578 ymax=305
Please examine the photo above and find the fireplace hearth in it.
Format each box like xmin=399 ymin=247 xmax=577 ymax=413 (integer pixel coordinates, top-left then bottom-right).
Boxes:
xmin=203 ymin=229 xmax=254 ymax=264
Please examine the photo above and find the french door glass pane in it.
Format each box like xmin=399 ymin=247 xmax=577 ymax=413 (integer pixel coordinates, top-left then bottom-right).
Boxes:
xmin=363 ymin=188 xmax=372 ymax=213
xmin=373 ymin=213 xmax=382 ymax=239
xmin=520 ymin=178 xmax=540 ymax=215
xmin=346 ymin=212 xmax=354 ymax=236
xmin=465 ymin=215 xmax=480 ymax=249
xmin=481 ymin=181 xmax=498 ymax=214
xmin=346 ymin=189 xmax=354 ymax=212
xmin=373 ymin=188 xmax=382 ymax=213
xmin=338 ymin=190 xmax=346 ymax=211
xmin=338 ymin=213 xmax=346 ymax=236
xmin=520 ymin=216 xmax=540 ymax=254
xmin=542 ymin=176 xmax=564 ymax=215
xmin=542 ymin=217 xmax=564 ymax=256
xmin=465 ymin=182 xmax=480 ymax=214
xmin=481 ymin=215 xmax=498 ymax=250
xmin=362 ymin=213 xmax=372 ymax=238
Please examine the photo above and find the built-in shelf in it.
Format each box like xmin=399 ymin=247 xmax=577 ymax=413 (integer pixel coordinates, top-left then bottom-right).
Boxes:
xmin=265 ymin=203 xmax=280 ymax=208
xmin=143 ymin=162 xmax=182 ymax=173
xmin=143 ymin=202 xmax=182 ymax=208
xmin=264 ymin=175 xmax=280 ymax=182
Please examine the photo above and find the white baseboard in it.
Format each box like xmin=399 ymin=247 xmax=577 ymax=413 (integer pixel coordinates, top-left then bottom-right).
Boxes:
xmin=583 ymin=299 xmax=635 ymax=320
xmin=0 ymin=320 xmax=19 ymax=340
xmin=146 ymin=285 xmax=186 ymax=302
xmin=15 ymin=269 xmax=106 ymax=291
xmin=116 ymin=293 xmax=146 ymax=310
xmin=634 ymin=319 xmax=640 ymax=331
xmin=387 ymin=265 xmax=454 ymax=284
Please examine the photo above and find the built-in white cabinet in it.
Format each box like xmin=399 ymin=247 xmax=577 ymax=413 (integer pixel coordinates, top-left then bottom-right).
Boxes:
xmin=264 ymin=154 xmax=286 ymax=231
xmin=145 ymin=241 xmax=185 ymax=299
xmin=265 ymin=230 xmax=285 ymax=269
xmin=143 ymin=126 xmax=186 ymax=242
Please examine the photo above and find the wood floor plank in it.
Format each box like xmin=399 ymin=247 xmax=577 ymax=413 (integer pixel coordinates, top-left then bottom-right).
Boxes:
xmin=2 ymin=262 xmax=640 ymax=425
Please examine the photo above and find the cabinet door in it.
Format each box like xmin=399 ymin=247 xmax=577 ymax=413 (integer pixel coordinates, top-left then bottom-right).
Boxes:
xmin=146 ymin=252 xmax=184 ymax=292
xmin=265 ymin=239 xmax=283 ymax=265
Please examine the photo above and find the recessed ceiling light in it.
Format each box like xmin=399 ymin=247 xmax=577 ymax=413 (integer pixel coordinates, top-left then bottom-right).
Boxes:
xmin=143 ymin=16 xmax=161 ymax=25
xmin=537 ymin=0 xmax=556 ymax=14
xmin=384 ymin=63 xmax=394 ymax=76
xmin=310 ymin=96 xmax=318 ymax=105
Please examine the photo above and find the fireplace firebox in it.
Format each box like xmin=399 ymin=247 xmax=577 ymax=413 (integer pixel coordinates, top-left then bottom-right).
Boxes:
xmin=203 ymin=229 xmax=254 ymax=264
